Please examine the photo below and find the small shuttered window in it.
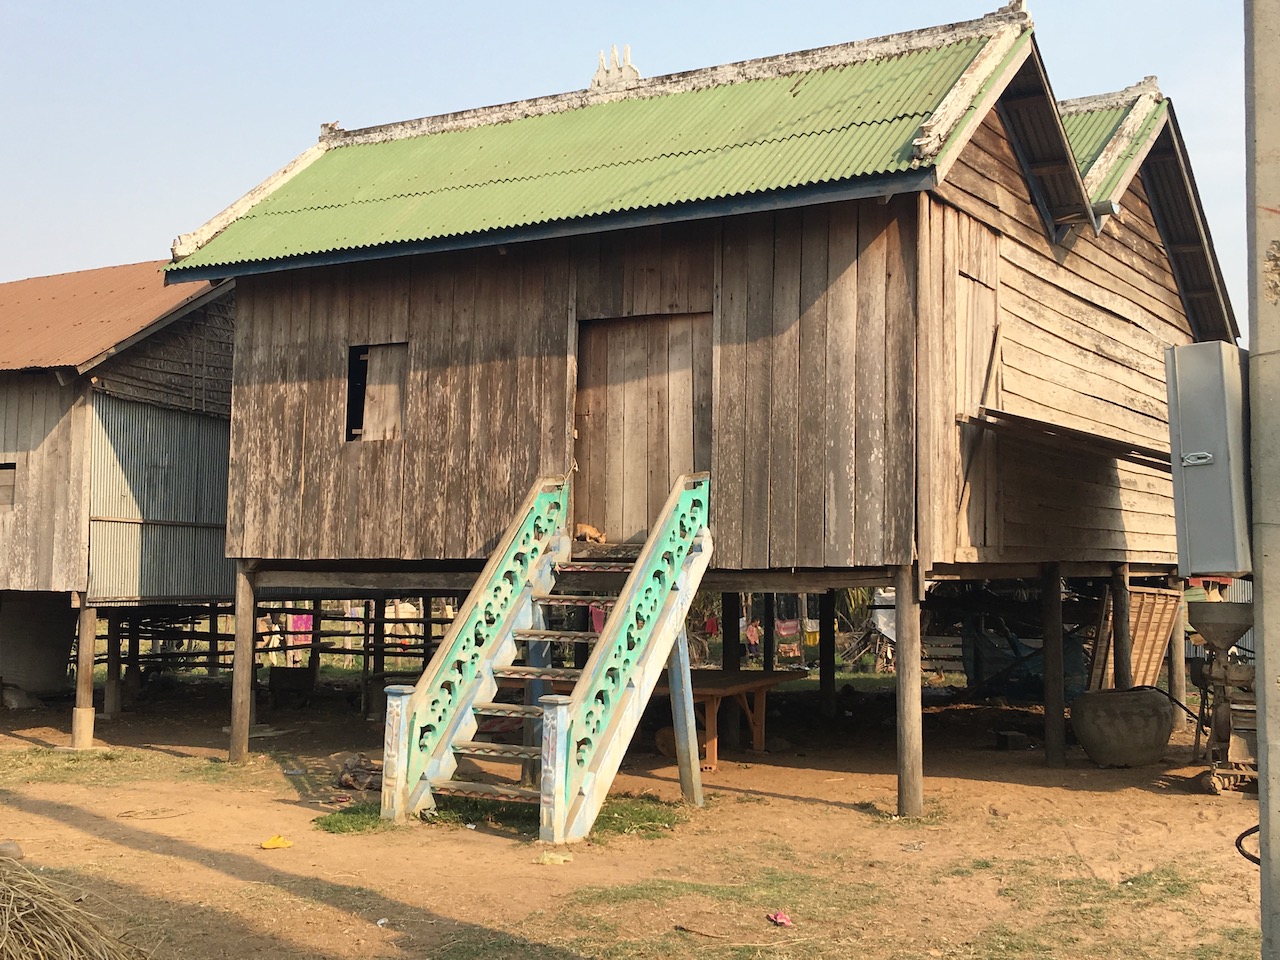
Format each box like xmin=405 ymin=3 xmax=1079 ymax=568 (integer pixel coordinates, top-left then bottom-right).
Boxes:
xmin=346 ymin=343 xmax=408 ymax=442
xmin=0 ymin=463 xmax=15 ymax=510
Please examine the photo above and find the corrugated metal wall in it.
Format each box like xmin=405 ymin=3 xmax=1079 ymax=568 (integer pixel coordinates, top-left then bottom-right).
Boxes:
xmin=87 ymin=393 xmax=233 ymax=602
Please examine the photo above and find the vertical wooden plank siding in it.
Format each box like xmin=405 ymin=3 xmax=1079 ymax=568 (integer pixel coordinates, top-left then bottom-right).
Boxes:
xmin=883 ymin=196 xmax=917 ymax=565
xmin=0 ymin=374 xmax=87 ymax=592
xmin=712 ymin=220 xmax=749 ymax=568
xmin=824 ymin=202 xmax=859 ymax=567
xmin=795 ymin=207 xmax=829 ymax=568
xmin=768 ymin=209 xmax=803 ymax=567
xmin=853 ymin=201 xmax=888 ymax=565
xmin=740 ymin=213 xmax=775 ymax=568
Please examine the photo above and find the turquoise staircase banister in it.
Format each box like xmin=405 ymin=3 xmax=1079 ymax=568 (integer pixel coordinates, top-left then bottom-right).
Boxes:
xmin=546 ymin=472 xmax=712 ymax=841
xmin=382 ymin=475 xmax=569 ymax=822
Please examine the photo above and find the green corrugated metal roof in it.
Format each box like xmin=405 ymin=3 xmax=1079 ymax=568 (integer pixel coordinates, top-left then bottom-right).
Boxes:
xmin=1062 ymin=105 xmax=1130 ymax=179
xmin=171 ymin=36 xmax=994 ymax=273
xmin=1062 ymin=98 xmax=1168 ymax=203
xmin=1092 ymin=100 xmax=1167 ymax=202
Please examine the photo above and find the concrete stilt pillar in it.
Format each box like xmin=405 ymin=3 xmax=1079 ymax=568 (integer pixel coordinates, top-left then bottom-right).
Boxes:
xmin=70 ymin=596 xmax=97 ymax=749
xmin=229 ymin=563 xmax=256 ymax=763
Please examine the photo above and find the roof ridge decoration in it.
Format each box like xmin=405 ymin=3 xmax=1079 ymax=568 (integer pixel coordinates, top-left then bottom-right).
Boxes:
xmin=320 ymin=5 xmax=1031 ymax=149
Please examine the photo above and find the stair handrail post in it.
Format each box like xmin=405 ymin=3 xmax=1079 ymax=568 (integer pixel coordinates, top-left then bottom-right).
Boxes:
xmin=539 ymin=694 xmax=573 ymax=843
xmin=380 ymin=475 xmax=570 ymax=821
xmin=381 ymin=684 xmax=416 ymax=822
xmin=560 ymin=473 xmax=713 ymax=838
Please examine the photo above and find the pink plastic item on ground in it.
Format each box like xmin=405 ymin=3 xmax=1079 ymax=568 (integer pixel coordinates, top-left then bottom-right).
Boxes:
xmin=766 ymin=911 xmax=793 ymax=927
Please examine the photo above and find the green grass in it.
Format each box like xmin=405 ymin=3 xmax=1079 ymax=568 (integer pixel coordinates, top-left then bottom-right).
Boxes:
xmin=312 ymin=801 xmax=398 ymax=834
xmin=421 ymin=792 xmax=689 ymax=840
xmin=590 ymin=793 xmax=685 ymax=839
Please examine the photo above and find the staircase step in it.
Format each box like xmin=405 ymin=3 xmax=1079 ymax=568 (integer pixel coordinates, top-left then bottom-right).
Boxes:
xmin=555 ymin=562 xmax=634 ymax=573
xmin=431 ymin=780 xmax=540 ymax=804
xmin=533 ymin=594 xmax=617 ymax=608
xmin=472 ymin=701 xmax=544 ymax=719
xmin=493 ymin=665 xmax=583 ymax=682
xmin=453 ymin=740 xmax=541 ymax=760
xmin=513 ymin=629 xmax=601 ymax=644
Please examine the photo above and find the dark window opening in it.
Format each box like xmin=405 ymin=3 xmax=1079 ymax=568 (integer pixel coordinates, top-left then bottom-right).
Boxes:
xmin=346 ymin=343 xmax=408 ymax=442
xmin=0 ymin=463 xmax=15 ymax=510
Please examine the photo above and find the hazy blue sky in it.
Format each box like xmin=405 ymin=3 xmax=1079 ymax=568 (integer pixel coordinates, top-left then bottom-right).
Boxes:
xmin=0 ymin=1 xmax=1245 ymax=318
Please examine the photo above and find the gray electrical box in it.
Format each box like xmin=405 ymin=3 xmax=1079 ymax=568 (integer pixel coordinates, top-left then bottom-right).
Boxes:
xmin=1165 ymin=341 xmax=1251 ymax=577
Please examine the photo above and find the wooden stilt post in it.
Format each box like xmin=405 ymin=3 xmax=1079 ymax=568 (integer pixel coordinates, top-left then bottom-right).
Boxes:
xmin=720 ymin=592 xmax=742 ymax=750
xmin=124 ymin=616 xmax=141 ymax=700
xmin=1041 ymin=562 xmax=1065 ymax=767
xmin=370 ymin=596 xmax=387 ymax=720
xmin=1110 ymin=563 xmax=1134 ymax=690
xmin=667 ymin=629 xmax=704 ymax=807
xmin=762 ymin=594 xmax=776 ymax=670
xmin=103 ymin=611 xmax=122 ymax=718
xmin=1168 ymin=576 xmax=1187 ymax=721
xmin=229 ymin=563 xmax=256 ymax=764
xmin=895 ymin=564 xmax=923 ymax=817
xmin=308 ymin=599 xmax=322 ymax=685
xmin=819 ymin=590 xmax=837 ymax=720
xmin=71 ymin=595 xmax=97 ymax=749
xmin=207 ymin=602 xmax=221 ymax=677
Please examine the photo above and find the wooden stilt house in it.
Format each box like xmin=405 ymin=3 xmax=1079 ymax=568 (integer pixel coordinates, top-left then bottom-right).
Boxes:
xmin=166 ymin=3 xmax=1234 ymax=837
xmin=0 ymin=262 xmax=235 ymax=744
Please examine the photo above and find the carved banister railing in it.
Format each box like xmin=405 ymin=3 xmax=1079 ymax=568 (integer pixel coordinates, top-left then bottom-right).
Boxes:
xmin=550 ymin=473 xmax=711 ymax=839
xmin=383 ymin=475 xmax=569 ymax=821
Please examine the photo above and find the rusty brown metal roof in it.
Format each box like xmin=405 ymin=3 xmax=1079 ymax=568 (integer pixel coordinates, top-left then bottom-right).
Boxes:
xmin=0 ymin=261 xmax=220 ymax=371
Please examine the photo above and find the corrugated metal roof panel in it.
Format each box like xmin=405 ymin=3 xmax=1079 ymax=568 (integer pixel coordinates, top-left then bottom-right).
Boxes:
xmin=0 ymin=262 xmax=218 ymax=370
xmin=171 ymin=37 xmax=990 ymax=272
xmin=1062 ymin=105 xmax=1130 ymax=179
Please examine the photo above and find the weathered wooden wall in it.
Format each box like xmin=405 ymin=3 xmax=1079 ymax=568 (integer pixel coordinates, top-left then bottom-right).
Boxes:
xmin=0 ymin=374 xmax=89 ymax=592
xmin=921 ymin=107 xmax=1193 ymax=570
xmin=229 ymin=209 xmax=917 ymax=568
xmin=231 ymin=243 xmax=576 ymax=561
xmin=93 ymin=295 xmax=234 ymax=417
xmin=713 ymin=199 xmax=917 ymax=570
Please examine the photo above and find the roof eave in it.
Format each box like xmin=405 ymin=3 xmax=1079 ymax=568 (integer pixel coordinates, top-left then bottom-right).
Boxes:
xmin=74 ymin=279 xmax=233 ymax=375
xmin=164 ymin=169 xmax=938 ymax=284
xmin=1140 ymin=105 xmax=1238 ymax=342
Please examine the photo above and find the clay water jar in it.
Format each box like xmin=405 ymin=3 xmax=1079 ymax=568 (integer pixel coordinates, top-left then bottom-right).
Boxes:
xmin=1071 ymin=688 xmax=1174 ymax=767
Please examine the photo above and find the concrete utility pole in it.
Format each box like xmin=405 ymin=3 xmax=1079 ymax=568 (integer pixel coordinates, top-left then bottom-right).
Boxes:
xmin=1246 ymin=2 xmax=1280 ymax=952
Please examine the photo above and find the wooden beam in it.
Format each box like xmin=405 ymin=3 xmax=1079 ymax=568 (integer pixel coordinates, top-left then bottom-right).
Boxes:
xmin=252 ymin=569 xmax=478 ymax=592
xmin=229 ymin=562 xmax=256 ymax=764
xmin=1041 ymin=562 xmax=1066 ymax=767
xmin=701 ymin=568 xmax=895 ymax=591
xmin=71 ymin=596 xmax=96 ymax=750
xmin=895 ymin=564 xmax=923 ymax=818
xmin=762 ymin=594 xmax=777 ymax=671
xmin=720 ymin=592 xmax=743 ymax=750
xmin=819 ymin=590 xmax=837 ymax=720
xmin=1111 ymin=563 xmax=1134 ymax=690
xmin=1168 ymin=576 xmax=1187 ymax=721
xmin=207 ymin=602 xmax=221 ymax=677
xmin=103 ymin=612 xmax=122 ymax=719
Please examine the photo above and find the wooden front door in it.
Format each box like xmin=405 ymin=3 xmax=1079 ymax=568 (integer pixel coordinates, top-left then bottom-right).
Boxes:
xmin=574 ymin=313 xmax=712 ymax=543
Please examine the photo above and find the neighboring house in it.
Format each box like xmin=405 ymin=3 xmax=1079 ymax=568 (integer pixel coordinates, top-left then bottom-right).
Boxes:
xmin=0 ymin=262 xmax=235 ymax=726
xmin=165 ymin=4 xmax=1233 ymax=804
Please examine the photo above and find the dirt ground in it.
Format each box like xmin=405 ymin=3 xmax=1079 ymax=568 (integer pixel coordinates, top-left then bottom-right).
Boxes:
xmin=0 ymin=680 xmax=1264 ymax=959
